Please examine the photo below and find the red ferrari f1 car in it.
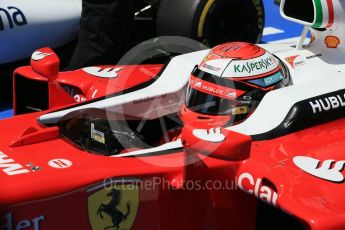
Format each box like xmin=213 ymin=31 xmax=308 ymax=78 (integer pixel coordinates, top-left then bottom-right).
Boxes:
xmin=1 ymin=0 xmax=345 ymax=229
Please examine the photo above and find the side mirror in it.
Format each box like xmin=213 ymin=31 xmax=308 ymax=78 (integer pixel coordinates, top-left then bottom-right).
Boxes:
xmin=30 ymin=47 xmax=75 ymax=109
xmin=181 ymin=124 xmax=251 ymax=161
xmin=280 ymin=0 xmax=321 ymax=28
xmin=30 ymin=47 xmax=59 ymax=80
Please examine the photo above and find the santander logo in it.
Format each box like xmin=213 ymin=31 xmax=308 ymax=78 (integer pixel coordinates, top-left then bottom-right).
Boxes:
xmin=293 ymin=156 xmax=345 ymax=183
xmin=192 ymin=128 xmax=226 ymax=143
xmin=83 ymin=67 xmax=123 ymax=78
xmin=31 ymin=51 xmax=53 ymax=61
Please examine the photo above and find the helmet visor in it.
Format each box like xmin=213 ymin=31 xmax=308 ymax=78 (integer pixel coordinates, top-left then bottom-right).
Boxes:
xmin=185 ymin=86 xmax=237 ymax=115
xmin=185 ymin=66 xmax=286 ymax=119
xmin=185 ymin=66 xmax=248 ymax=116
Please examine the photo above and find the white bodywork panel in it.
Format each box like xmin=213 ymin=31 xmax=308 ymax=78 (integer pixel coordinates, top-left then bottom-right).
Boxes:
xmin=228 ymin=46 xmax=345 ymax=135
xmin=40 ymin=42 xmax=345 ymax=137
xmin=39 ymin=50 xmax=210 ymax=124
xmin=113 ymin=140 xmax=183 ymax=157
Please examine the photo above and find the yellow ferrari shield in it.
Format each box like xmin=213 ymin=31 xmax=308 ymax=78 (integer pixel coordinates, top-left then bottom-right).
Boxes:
xmin=87 ymin=179 xmax=140 ymax=230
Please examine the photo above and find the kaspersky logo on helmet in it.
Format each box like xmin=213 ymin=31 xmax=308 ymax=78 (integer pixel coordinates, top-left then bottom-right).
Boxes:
xmin=223 ymin=52 xmax=279 ymax=78
xmin=233 ymin=56 xmax=277 ymax=74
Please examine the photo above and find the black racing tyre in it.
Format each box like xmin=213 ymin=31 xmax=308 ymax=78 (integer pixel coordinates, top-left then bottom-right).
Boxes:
xmin=156 ymin=0 xmax=265 ymax=47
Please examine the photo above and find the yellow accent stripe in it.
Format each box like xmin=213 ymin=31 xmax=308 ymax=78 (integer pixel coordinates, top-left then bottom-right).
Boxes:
xmin=198 ymin=0 xmax=215 ymax=37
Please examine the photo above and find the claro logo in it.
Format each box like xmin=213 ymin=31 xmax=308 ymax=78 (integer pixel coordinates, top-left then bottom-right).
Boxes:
xmin=237 ymin=173 xmax=278 ymax=207
xmin=0 ymin=6 xmax=27 ymax=31
xmin=0 ymin=151 xmax=30 ymax=176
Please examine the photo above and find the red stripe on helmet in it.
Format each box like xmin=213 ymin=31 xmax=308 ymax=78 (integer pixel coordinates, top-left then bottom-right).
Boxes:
xmin=189 ymin=75 xmax=245 ymax=100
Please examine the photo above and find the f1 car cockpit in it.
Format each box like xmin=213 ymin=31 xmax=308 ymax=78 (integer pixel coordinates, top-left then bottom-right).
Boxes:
xmin=57 ymin=108 xmax=183 ymax=156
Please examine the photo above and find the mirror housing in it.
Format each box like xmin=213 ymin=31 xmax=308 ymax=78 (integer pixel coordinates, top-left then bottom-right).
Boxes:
xmin=30 ymin=47 xmax=59 ymax=80
xmin=280 ymin=0 xmax=330 ymax=28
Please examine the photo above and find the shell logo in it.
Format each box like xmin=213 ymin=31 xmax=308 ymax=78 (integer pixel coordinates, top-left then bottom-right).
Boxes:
xmin=310 ymin=32 xmax=315 ymax=43
xmin=325 ymin=35 xmax=340 ymax=48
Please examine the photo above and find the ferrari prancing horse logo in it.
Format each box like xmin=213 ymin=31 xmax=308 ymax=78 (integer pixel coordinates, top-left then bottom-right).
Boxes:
xmin=87 ymin=180 xmax=140 ymax=230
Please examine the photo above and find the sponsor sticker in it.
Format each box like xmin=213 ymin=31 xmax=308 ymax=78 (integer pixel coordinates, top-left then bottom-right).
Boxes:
xmin=237 ymin=172 xmax=278 ymax=207
xmin=222 ymin=52 xmax=279 ymax=78
xmin=193 ymin=128 xmax=226 ymax=143
xmin=132 ymin=95 xmax=167 ymax=104
xmin=233 ymin=56 xmax=277 ymax=74
xmin=201 ymin=63 xmax=222 ymax=72
xmin=232 ymin=106 xmax=248 ymax=115
xmin=306 ymin=54 xmax=322 ymax=60
xmin=91 ymin=123 xmax=105 ymax=144
xmin=309 ymin=93 xmax=345 ymax=114
xmin=310 ymin=32 xmax=315 ymax=43
xmin=1 ymin=213 xmax=45 ymax=230
xmin=293 ymin=156 xmax=345 ymax=182
xmin=48 ymin=159 xmax=72 ymax=169
xmin=0 ymin=6 xmax=27 ymax=31
xmin=325 ymin=35 xmax=340 ymax=48
xmin=247 ymin=72 xmax=283 ymax=87
xmin=263 ymin=72 xmax=283 ymax=86
xmin=0 ymin=151 xmax=30 ymax=176
xmin=195 ymin=81 xmax=202 ymax=88
xmin=74 ymin=94 xmax=87 ymax=103
xmin=189 ymin=75 xmax=243 ymax=99
xmin=31 ymin=51 xmax=53 ymax=61
xmin=285 ymin=55 xmax=306 ymax=68
xmin=199 ymin=57 xmax=232 ymax=76
xmin=83 ymin=67 xmax=123 ymax=78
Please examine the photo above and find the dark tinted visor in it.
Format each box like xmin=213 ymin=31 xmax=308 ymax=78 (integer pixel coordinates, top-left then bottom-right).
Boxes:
xmin=185 ymin=86 xmax=236 ymax=115
xmin=185 ymin=66 xmax=250 ymax=116
xmin=185 ymin=66 xmax=283 ymax=117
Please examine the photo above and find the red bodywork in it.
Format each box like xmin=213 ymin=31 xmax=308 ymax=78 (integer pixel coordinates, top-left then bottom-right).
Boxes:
xmin=13 ymin=48 xmax=162 ymax=115
xmin=1 ymin=48 xmax=345 ymax=229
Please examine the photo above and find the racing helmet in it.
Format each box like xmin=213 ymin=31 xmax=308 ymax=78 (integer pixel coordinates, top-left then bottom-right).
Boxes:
xmin=180 ymin=42 xmax=291 ymax=126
